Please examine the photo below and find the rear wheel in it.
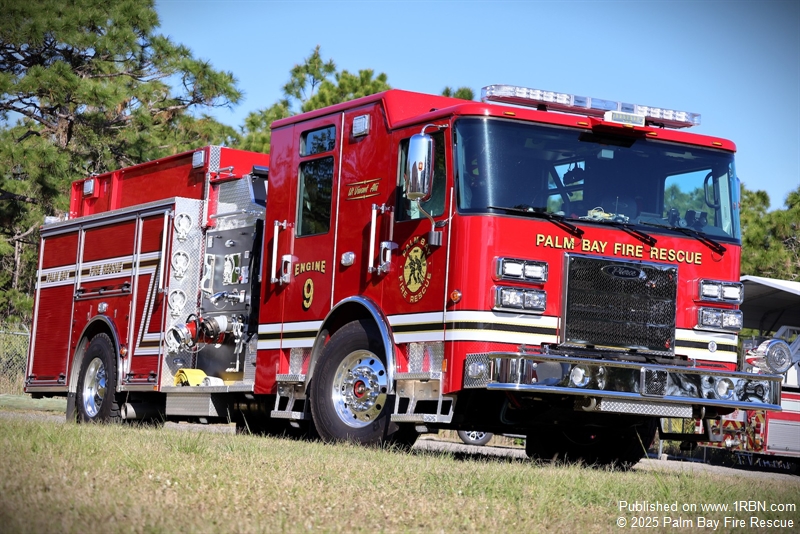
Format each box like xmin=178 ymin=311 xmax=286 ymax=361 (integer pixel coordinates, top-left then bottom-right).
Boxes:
xmin=310 ymin=320 xmax=398 ymax=446
xmin=75 ymin=333 xmax=121 ymax=423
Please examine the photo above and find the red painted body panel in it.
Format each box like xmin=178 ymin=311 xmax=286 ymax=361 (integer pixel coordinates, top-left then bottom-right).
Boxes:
xmin=331 ymin=104 xmax=396 ymax=307
xmin=29 ymin=284 xmax=75 ymax=382
xmin=139 ymin=214 xmax=166 ymax=254
xmin=69 ymin=147 xmax=269 ymax=219
xmin=40 ymin=233 xmax=79 ymax=270
xmin=82 ymin=221 xmax=136 ymax=263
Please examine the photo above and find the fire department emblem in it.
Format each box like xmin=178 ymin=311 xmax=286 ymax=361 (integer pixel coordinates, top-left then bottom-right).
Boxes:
xmin=399 ymin=236 xmax=432 ymax=303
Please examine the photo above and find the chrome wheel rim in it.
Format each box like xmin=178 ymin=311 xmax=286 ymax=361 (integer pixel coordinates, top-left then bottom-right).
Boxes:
xmin=81 ymin=357 xmax=106 ymax=418
xmin=331 ymin=350 xmax=388 ymax=428
xmin=464 ymin=431 xmax=488 ymax=443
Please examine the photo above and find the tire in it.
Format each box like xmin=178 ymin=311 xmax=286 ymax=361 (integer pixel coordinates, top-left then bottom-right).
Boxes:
xmin=310 ymin=320 xmax=397 ymax=446
xmin=75 ymin=333 xmax=121 ymax=423
xmin=526 ymin=419 xmax=657 ymax=469
xmin=458 ymin=430 xmax=493 ymax=446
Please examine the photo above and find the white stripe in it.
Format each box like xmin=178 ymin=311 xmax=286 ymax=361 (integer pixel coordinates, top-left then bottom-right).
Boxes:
xmin=675 ymin=328 xmax=737 ymax=363
xmin=258 ymin=323 xmax=282 ymax=334
xmin=257 ymin=340 xmax=281 ymax=350
xmin=675 ymin=328 xmax=737 ymax=344
xmin=781 ymin=399 xmax=800 ymax=413
xmin=81 ymin=256 xmax=134 ymax=267
xmin=445 ymin=330 xmax=558 ymax=344
xmin=280 ymin=338 xmax=315 ymax=349
xmin=282 ymin=320 xmax=323 ymax=333
xmin=394 ymin=332 xmax=445 ymax=344
xmin=138 ymin=251 xmax=160 ymax=261
xmin=133 ymin=348 xmax=160 ymax=355
xmin=446 ymin=310 xmax=560 ymax=328
xmin=684 ymin=350 xmax=737 ymax=363
xmin=388 ymin=312 xmax=445 ymax=326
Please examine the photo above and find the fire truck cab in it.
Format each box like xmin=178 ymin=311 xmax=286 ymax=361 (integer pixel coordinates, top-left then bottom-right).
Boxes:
xmin=26 ymin=85 xmax=783 ymax=467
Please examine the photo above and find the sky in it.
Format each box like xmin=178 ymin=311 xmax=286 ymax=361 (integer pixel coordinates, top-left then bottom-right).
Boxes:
xmin=155 ymin=0 xmax=799 ymax=210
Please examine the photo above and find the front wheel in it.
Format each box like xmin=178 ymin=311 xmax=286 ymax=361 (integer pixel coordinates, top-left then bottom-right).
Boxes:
xmin=310 ymin=320 xmax=397 ymax=446
xmin=75 ymin=333 xmax=121 ymax=423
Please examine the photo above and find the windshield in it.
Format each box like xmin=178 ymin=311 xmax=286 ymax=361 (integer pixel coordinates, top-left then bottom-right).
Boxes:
xmin=454 ymin=118 xmax=741 ymax=241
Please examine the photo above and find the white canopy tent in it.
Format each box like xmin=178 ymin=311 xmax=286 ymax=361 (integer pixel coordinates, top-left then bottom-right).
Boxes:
xmin=740 ymin=275 xmax=800 ymax=333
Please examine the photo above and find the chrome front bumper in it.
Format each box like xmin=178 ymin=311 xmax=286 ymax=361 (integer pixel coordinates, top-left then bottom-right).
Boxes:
xmin=463 ymin=352 xmax=783 ymax=417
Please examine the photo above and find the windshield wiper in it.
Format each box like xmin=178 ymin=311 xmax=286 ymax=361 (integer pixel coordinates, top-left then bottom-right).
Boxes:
xmin=640 ymin=221 xmax=726 ymax=255
xmin=585 ymin=218 xmax=657 ymax=247
xmin=486 ymin=205 xmax=585 ymax=238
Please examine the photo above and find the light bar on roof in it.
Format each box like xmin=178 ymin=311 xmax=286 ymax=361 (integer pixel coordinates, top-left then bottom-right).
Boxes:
xmin=481 ymin=84 xmax=701 ymax=129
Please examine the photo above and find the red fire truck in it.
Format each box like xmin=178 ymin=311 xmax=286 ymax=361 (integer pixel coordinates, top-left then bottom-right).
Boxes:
xmin=25 ymin=84 xmax=785 ymax=467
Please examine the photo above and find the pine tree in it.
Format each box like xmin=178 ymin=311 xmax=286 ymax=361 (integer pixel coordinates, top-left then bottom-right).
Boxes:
xmin=239 ymin=46 xmax=390 ymax=153
xmin=739 ymin=184 xmax=798 ymax=280
xmin=441 ymin=86 xmax=475 ymax=101
xmin=0 ymin=0 xmax=242 ymax=321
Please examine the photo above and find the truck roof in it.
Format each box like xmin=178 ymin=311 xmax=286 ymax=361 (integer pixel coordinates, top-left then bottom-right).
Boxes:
xmin=272 ymin=88 xmax=735 ymax=152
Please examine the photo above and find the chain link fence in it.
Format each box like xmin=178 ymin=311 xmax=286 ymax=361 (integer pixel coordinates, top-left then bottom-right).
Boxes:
xmin=0 ymin=323 xmax=30 ymax=395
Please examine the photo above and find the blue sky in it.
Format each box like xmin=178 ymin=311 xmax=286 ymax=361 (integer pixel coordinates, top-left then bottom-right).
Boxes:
xmin=156 ymin=0 xmax=799 ymax=210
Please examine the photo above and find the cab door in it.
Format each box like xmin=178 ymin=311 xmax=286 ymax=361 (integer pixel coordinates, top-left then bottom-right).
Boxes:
xmin=278 ymin=116 xmax=342 ymax=349
xmin=383 ymin=125 xmax=452 ymax=344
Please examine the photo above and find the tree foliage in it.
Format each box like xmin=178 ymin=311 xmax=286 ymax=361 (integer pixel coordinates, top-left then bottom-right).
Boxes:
xmin=239 ymin=46 xmax=390 ymax=153
xmin=0 ymin=0 xmax=242 ymax=321
xmin=740 ymin=185 xmax=800 ymax=280
xmin=441 ymin=86 xmax=475 ymax=101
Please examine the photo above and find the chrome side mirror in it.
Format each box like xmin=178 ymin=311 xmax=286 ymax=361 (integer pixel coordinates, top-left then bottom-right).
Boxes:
xmin=405 ymin=133 xmax=434 ymax=202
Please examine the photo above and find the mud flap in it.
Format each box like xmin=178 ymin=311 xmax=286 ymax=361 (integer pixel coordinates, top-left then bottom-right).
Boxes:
xmin=66 ymin=391 xmax=76 ymax=422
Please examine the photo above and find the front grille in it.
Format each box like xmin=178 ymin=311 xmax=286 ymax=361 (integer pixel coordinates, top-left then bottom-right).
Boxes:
xmin=563 ymin=255 xmax=677 ymax=356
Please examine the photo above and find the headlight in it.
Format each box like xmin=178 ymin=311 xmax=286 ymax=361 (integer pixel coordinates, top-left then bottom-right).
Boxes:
xmin=697 ymin=307 xmax=743 ymax=332
xmin=494 ymin=286 xmax=546 ymax=313
xmin=715 ymin=378 xmax=735 ymax=400
xmin=699 ymin=279 xmax=743 ymax=304
xmin=496 ymin=258 xmax=548 ymax=282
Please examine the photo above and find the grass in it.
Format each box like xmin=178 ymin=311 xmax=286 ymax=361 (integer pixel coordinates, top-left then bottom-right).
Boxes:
xmin=1 ymin=415 xmax=798 ymax=533
xmin=0 ymin=373 xmax=25 ymax=396
xmin=0 ymin=393 xmax=67 ymax=413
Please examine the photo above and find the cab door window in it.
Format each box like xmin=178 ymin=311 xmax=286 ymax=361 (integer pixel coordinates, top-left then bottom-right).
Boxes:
xmin=396 ymin=130 xmax=447 ymax=221
xmin=297 ymin=126 xmax=335 ymax=236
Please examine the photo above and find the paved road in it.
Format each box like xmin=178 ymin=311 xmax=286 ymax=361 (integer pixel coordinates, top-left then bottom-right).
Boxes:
xmin=1 ymin=410 xmax=797 ymax=484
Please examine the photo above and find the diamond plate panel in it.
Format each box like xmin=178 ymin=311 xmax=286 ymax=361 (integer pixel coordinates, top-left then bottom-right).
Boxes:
xmin=596 ymin=399 xmax=693 ymax=418
xmin=214 ymin=177 xmax=264 ymax=230
xmin=165 ymin=393 xmax=226 ymax=417
xmin=161 ymin=198 xmax=205 ymax=389
xmin=408 ymin=342 xmax=443 ymax=373
xmin=207 ymin=146 xmax=221 ymax=173
xmin=642 ymin=368 xmax=668 ymax=396
xmin=289 ymin=347 xmax=311 ymax=375
xmin=463 ymin=354 xmax=493 ymax=388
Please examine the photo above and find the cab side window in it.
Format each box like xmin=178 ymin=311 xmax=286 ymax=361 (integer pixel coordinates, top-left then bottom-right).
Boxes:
xmin=297 ymin=126 xmax=335 ymax=236
xmin=396 ymin=130 xmax=446 ymax=221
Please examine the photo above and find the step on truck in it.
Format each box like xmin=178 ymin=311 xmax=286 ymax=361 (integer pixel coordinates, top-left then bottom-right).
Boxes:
xmin=26 ymin=84 xmax=784 ymax=467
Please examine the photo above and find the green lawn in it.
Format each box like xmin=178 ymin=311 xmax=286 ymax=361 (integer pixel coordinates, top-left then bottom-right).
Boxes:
xmin=1 ymin=415 xmax=797 ymax=533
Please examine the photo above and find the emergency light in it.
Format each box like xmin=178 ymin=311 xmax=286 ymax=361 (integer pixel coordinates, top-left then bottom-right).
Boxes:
xmin=481 ymin=84 xmax=701 ymax=129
